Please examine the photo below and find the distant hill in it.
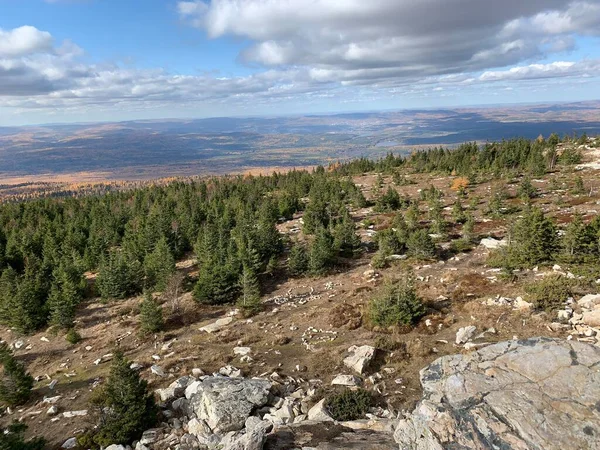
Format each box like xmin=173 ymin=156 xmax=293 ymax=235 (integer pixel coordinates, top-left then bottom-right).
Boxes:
xmin=1 ymin=101 xmax=599 ymax=182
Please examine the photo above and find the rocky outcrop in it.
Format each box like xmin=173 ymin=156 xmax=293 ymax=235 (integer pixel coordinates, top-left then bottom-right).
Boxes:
xmin=394 ymin=337 xmax=600 ymax=450
xmin=189 ymin=377 xmax=272 ymax=433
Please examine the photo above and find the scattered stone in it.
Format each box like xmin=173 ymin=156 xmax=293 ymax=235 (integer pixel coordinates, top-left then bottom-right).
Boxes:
xmin=156 ymin=376 xmax=192 ymax=402
xmin=233 ymin=347 xmax=252 ymax=356
xmin=40 ymin=336 xmax=49 ymax=342
xmin=63 ymin=410 xmax=87 ymax=418
xmin=331 ymin=374 xmax=362 ymax=387
xmin=578 ymin=294 xmax=600 ymax=310
xmin=455 ymin=325 xmax=477 ymax=344
xmin=199 ymin=316 xmax=234 ymax=333
xmin=62 ymin=438 xmax=77 ymax=449
xmin=343 ymin=345 xmax=376 ymax=375
xmin=479 ymin=237 xmax=507 ymax=249
xmin=151 ymin=365 xmax=165 ymax=377
xmin=46 ymin=405 xmax=58 ymax=415
xmin=219 ymin=365 xmax=242 ymax=378
xmin=13 ymin=340 xmax=24 ymax=350
xmin=307 ymin=398 xmax=334 ymax=422
xmin=130 ymin=362 xmax=143 ymax=371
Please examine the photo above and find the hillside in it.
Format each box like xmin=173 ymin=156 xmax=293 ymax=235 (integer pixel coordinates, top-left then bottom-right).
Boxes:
xmin=1 ymin=134 xmax=600 ymax=449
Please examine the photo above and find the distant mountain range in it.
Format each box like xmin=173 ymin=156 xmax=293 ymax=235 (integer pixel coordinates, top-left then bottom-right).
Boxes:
xmin=1 ymin=101 xmax=600 ymax=182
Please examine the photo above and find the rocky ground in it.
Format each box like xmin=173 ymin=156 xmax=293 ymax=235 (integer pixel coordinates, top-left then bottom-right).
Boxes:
xmin=2 ymin=139 xmax=600 ymax=449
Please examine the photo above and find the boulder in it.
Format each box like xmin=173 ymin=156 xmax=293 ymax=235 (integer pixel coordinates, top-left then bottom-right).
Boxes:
xmin=394 ymin=337 xmax=600 ymax=450
xmin=189 ymin=376 xmax=272 ymax=433
xmin=331 ymin=374 xmax=362 ymax=387
xmin=479 ymin=237 xmax=507 ymax=249
xmin=579 ymin=294 xmax=600 ymax=310
xmin=455 ymin=325 xmax=476 ymax=344
xmin=343 ymin=345 xmax=376 ymax=374
xmin=155 ymin=376 xmax=192 ymax=402
xmin=199 ymin=316 xmax=233 ymax=333
xmin=62 ymin=438 xmax=77 ymax=449
xmin=105 ymin=446 xmax=127 ymax=450
xmin=151 ymin=365 xmax=165 ymax=377
xmin=582 ymin=309 xmax=600 ymax=327
xmin=307 ymin=399 xmax=334 ymax=422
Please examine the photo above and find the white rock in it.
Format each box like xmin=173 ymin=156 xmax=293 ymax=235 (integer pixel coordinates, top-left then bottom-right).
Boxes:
xmin=307 ymin=398 xmax=334 ymax=422
xmin=455 ymin=326 xmax=477 ymax=345
xmin=513 ymin=297 xmax=533 ymax=310
xmin=40 ymin=337 xmax=49 ymax=342
xmin=185 ymin=380 xmax=203 ymax=399
xmin=199 ymin=316 xmax=234 ymax=333
xmin=233 ymin=346 xmax=252 ymax=356
xmin=42 ymin=395 xmax=61 ymax=404
xmin=192 ymin=368 xmax=205 ymax=377
xmin=343 ymin=345 xmax=376 ymax=375
xmin=63 ymin=410 xmax=87 ymax=418
xmin=47 ymin=405 xmax=58 ymax=415
xmin=13 ymin=340 xmax=24 ymax=350
xmin=151 ymin=365 xmax=165 ymax=377
xmin=140 ymin=429 xmax=161 ymax=445
xmin=49 ymin=379 xmax=58 ymax=390
xmin=479 ymin=238 xmax=507 ymax=249
xmin=219 ymin=365 xmax=242 ymax=378
xmin=105 ymin=446 xmax=127 ymax=450
xmin=578 ymin=294 xmax=600 ymax=310
xmin=331 ymin=374 xmax=362 ymax=387
xmin=130 ymin=362 xmax=143 ymax=371
xmin=62 ymin=438 xmax=78 ymax=449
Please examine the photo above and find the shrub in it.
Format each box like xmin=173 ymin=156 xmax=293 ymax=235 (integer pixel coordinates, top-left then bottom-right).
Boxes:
xmin=525 ymin=275 xmax=574 ymax=312
xmin=325 ymin=389 xmax=372 ymax=421
xmin=65 ymin=328 xmax=82 ymax=345
xmin=370 ymin=251 xmax=387 ymax=269
xmin=368 ymin=276 xmax=425 ymax=328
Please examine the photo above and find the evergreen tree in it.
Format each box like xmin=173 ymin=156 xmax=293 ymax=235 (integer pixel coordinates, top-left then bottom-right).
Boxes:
xmin=405 ymin=204 xmax=420 ymax=229
xmin=0 ymin=343 xmax=33 ymax=407
xmin=368 ymin=275 xmax=425 ymax=328
xmin=452 ymin=198 xmax=466 ymax=224
xmin=0 ymin=422 xmax=45 ymax=450
xmin=193 ymin=259 xmax=239 ymax=305
xmin=332 ymin=217 xmax=362 ymax=258
xmin=143 ymin=236 xmax=175 ymax=291
xmin=406 ymin=229 xmax=436 ymax=259
xmin=91 ymin=351 xmax=158 ymax=447
xmin=462 ymin=214 xmax=475 ymax=243
xmin=47 ymin=264 xmax=83 ymax=330
xmin=237 ymin=265 xmax=262 ymax=317
xmin=308 ymin=227 xmax=335 ymax=275
xmin=504 ymin=206 xmax=558 ymax=267
xmin=518 ymin=177 xmax=536 ymax=200
xmin=139 ymin=291 xmax=164 ymax=334
xmin=97 ymin=250 xmax=143 ymax=300
xmin=288 ymin=242 xmax=309 ymax=277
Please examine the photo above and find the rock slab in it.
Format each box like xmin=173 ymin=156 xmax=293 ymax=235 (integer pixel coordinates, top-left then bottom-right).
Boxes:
xmin=394 ymin=337 xmax=600 ymax=450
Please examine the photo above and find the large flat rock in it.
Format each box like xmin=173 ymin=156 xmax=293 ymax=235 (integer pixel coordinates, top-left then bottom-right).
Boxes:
xmin=395 ymin=337 xmax=600 ymax=450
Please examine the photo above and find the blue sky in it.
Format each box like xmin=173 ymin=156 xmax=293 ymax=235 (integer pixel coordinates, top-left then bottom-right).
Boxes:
xmin=1 ymin=0 xmax=599 ymax=125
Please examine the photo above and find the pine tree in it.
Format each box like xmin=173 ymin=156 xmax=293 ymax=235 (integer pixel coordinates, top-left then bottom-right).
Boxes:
xmin=518 ymin=176 xmax=536 ymax=200
xmin=139 ymin=291 xmax=164 ymax=334
xmin=332 ymin=217 xmax=362 ymax=258
xmin=193 ymin=259 xmax=239 ymax=305
xmin=462 ymin=214 xmax=475 ymax=243
xmin=0 ymin=422 xmax=45 ymax=450
xmin=309 ymin=227 xmax=335 ymax=275
xmin=407 ymin=229 xmax=436 ymax=259
xmin=452 ymin=198 xmax=466 ymax=224
xmin=48 ymin=264 xmax=82 ymax=330
xmin=0 ymin=343 xmax=34 ymax=407
xmin=367 ymin=275 xmax=425 ymax=327
xmin=237 ymin=265 xmax=262 ymax=317
xmin=91 ymin=351 xmax=158 ymax=447
xmin=143 ymin=236 xmax=175 ymax=291
xmin=505 ymin=206 xmax=558 ymax=267
xmin=288 ymin=242 xmax=309 ymax=277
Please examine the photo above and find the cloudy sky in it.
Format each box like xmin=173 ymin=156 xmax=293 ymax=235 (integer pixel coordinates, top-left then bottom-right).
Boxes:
xmin=1 ymin=0 xmax=600 ymax=125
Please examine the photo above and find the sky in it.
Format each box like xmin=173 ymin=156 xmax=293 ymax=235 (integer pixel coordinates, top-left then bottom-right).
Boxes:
xmin=0 ymin=0 xmax=599 ymax=125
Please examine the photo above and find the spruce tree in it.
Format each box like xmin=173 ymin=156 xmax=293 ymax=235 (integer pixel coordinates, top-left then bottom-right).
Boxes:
xmin=332 ymin=217 xmax=362 ymax=258
xmin=452 ymin=198 xmax=466 ymax=224
xmin=143 ymin=236 xmax=175 ymax=291
xmin=97 ymin=250 xmax=143 ymax=300
xmin=0 ymin=343 xmax=34 ymax=407
xmin=237 ymin=265 xmax=262 ymax=317
xmin=91 ymin=351 xmax=158 ymax=447
xmin=309 ymin=227 xmax=335 ymax=275
xmin=0 ymin=422 xmax=45 ymax=450
xmin=288 ymin=242 xmax=309 ymax=277
xmin=407 ymin=229 xmax=436 ymax=259
xmin=139 ymin=291 xmax=164 ymax=334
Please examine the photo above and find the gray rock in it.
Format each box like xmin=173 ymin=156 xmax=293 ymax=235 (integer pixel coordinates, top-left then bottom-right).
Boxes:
xmin=307 ymin=398 xmax=334 ymax=422
xmin=578 ymin=294 xmax=600 ymax=309
xmin=140 ymin=429 xmax=161 ymax=445
xmin=47 ymin=405 xmax=58 ymax=415
xmin=63 ymin=410 xmax=87 ymax=418
xmin=156 ymin=376 xmax=192 ymax=402
xmin=105 ymin=446 xmax=127 ymax=450
xmin=199 ymin=316 xmax=233 ymax=333
xmin=151 ymin=365 xmax=165 ymax=377
xmin=394 ymin=337 xmax=600 ymax=450
xmin=331 ymin=374 xmax=362 ymax=387
xmin=455 ymin=325 xmax=476 ymax=344
xmin=189 ymin=376 xmax=272 ymax=433
xmin=62 ymin=438 xmax=77 ymax=449
xmin=479 ymin=237 xmax=507 ymax=249
xmin=343 ymin=345 xmax=376 ymax=374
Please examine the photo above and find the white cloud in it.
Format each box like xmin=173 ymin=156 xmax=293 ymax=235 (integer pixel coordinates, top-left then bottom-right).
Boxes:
xmin=0 ymin=26 xmax=53 ymax=57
